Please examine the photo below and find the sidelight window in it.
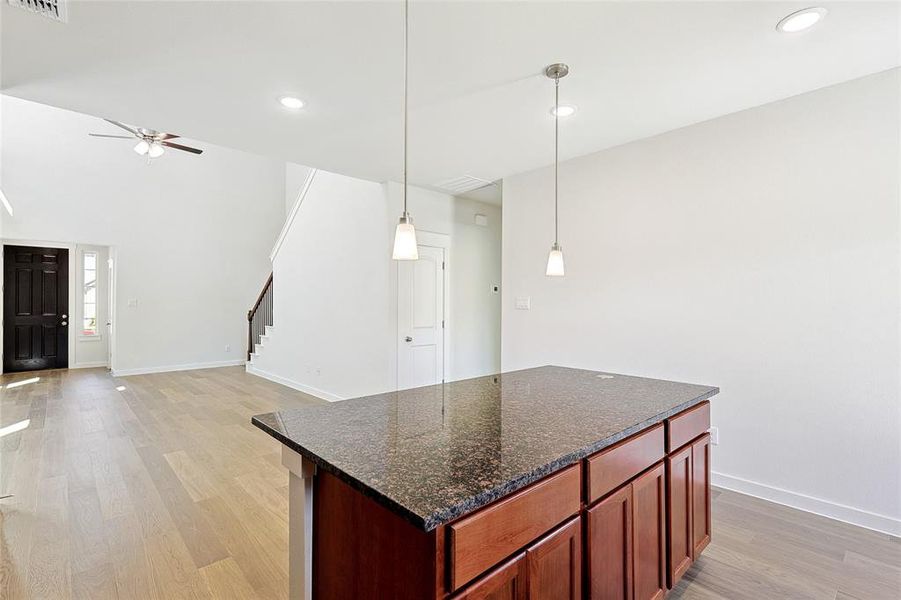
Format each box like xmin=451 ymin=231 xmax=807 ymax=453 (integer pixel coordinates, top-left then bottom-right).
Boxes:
xmin=83 ymin=251 xmax=97 ymax=335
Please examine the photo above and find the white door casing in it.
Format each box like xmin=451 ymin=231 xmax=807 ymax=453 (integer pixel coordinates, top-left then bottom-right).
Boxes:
xmin=397 ymin=244 xmax=445 ymax=389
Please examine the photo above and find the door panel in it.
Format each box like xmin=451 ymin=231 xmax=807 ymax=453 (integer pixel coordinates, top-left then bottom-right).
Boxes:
xmin=691 ymin=434 xmax=712 ymax=557
xmin=666 ymin=446 xmax=693 ymax=588
xmin=526 ymin=516 xmax=581 ymax=600
xmin=3 ymin=246 xmax=69 ymax=372
xmin=397 ymin=245 xmax=444 ymax=389
xmin=586 ymin=485 xmax=632 ymax=600
xmin=451 ymin=554 xmax=527 ymax=600
xmin=632 ymin=463 xmax=666 ymax=600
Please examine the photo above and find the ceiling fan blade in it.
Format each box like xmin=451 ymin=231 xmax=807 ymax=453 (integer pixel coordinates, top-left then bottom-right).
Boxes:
xmin=161 ymin=141 xmax=203 ymax=155
xmin=88 ymin=133 xmax=134 ymax=139
xmin=103 ymin=119 xmax=139 ymax=136
xmin=158 ymin=133 xmax=180 ymax=141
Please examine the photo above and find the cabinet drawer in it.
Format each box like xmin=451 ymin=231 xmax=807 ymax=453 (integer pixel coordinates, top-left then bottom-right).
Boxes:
xmin=449 ymin=464 xmax=581 ymax=591
xmin=586 ymin=424 xmax=664 ymax=505
xmin=666 ymin=402 xmax=710 ymax=452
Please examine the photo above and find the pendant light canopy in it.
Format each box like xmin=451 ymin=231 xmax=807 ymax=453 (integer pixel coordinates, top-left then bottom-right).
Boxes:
xmin=392 ymin=0 xmax=419 ymax=261
xmin=545 ymin=63 xmax=568 ymax=277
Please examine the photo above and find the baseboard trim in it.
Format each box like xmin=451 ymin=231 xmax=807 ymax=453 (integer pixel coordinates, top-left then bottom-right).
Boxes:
xmin=112 ymin=359 xmax=245 ymax=377
xmin=72 ymin=361 xmax=109 ymax=369
xmin=712 ymin=471 xmax=901 ymax=536
xmin=245 ymin=363 xmax=342 ymax=402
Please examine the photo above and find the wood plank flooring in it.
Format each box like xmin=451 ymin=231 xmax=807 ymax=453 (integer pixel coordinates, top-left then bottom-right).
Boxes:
xmin=1 ymin=367 xmax=899 ymax=599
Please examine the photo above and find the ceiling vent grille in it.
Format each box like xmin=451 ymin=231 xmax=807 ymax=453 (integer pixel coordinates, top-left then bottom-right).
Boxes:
xmin=433 ymin=175 xmax=495 ymax=195
xmin=8 ymin=0 xmax=67 ymax=22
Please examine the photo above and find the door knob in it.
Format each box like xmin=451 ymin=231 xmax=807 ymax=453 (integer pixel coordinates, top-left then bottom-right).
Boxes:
xmin=61 ymin=321 xmax=68 ymax=327
xmin=61 ymin=314 xmax=67 ymax=318
xmin=404 ymin=336 xmax=413 ymax=342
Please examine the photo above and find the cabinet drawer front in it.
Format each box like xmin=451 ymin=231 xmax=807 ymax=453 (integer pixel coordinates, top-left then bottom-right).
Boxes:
xmin=449 ymin=464 xmax=581 ymax=591
xmin=586 ymin=424 xmax=664 ymax=504
xmin=666 ymin=401 xmax=710 ymax=452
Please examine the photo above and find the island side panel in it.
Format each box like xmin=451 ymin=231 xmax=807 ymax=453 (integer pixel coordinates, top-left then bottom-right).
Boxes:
xmin=313 ymin=470 xmax=443 ymax=599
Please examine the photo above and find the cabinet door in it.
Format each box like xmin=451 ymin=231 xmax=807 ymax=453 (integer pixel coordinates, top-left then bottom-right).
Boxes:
xmin=632 ymin=463 xmax=666 ymax=600
xmin=526 ymin=516 xmax=582 ymax=600
xmin=451 ymin=554 xmax=527 ymax=600
xmin=666 ymin=445 xmax=693 ymax=588
xmin=586 ymin=485 xmax=632 ymax=600
xmin=691 ymin=433 xmax=711 ymax=557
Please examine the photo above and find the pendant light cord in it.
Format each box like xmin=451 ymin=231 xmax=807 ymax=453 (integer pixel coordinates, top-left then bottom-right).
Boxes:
xmin=403 ymin=0 xmax=409 ymax=216
xmin=554 ymin=75 xmax=559 ymax=245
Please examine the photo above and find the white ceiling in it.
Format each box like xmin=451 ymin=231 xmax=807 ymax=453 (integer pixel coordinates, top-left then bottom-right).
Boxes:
xmin=2 ymin=1 xmax=898 ymax=198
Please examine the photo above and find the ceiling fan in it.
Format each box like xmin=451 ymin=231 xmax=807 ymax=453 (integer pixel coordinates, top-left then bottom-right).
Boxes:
xmin=89 ymin=119 xmax=203 ymax=158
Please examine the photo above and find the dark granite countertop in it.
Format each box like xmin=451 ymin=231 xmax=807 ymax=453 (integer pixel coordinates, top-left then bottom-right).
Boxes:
xmin=252 ymin=366 xmax=718 ymax=531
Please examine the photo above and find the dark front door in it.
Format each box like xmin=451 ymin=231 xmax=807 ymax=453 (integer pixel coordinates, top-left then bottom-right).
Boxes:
xmin=3 ymin=245 xmax=69 ymax=372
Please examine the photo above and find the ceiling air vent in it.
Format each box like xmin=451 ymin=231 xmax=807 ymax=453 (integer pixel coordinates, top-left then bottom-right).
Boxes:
xmin=433 ymin=175 xmax=495 ymax=195
xmin=8 ymin=0 xmax=67 ymax=22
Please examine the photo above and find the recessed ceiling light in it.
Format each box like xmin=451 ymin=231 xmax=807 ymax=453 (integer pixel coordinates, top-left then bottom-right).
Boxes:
xmin=550 ymin=104 xmax=577 ymax=118
xmin=776 ymin=7 xmax=827 ymax=33
xmin=279 ymin=96 xmax=305 ymax=110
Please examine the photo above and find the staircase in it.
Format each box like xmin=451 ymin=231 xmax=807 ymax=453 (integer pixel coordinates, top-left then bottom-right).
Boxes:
xmin=248 ymin=324 xmax=275 ymax=365
xmin=246 ymin=273 xmax=273 ymax=362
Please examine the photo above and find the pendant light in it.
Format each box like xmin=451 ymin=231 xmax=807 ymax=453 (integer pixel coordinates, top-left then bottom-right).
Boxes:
xmin=392 ymin=0 xmax=419 ymax=261
xmin=545 ymin=63 xmax=568 ymax=277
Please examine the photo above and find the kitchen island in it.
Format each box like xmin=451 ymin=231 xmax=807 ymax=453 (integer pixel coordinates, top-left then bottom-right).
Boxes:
xmin=252 ymin=366 xmax=718 ymax=599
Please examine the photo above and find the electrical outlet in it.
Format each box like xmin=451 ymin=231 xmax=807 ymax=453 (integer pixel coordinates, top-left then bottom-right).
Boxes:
xmin=225 ymin=345 xmax=231 ymax=352
xmin=710 ymin=426 xmax=719 ymax=445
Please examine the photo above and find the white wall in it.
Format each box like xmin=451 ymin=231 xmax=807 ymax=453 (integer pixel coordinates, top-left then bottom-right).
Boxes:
xmin=1 ymin=96 xmax=286 ymax=374
xmin=251 ymin=171 xmax=502 ymax=400
xmin=501 ymin=69 xmax=900 ymax=534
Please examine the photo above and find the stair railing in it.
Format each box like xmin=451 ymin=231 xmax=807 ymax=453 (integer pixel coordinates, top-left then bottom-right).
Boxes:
xmin=247 ymin=273 xmax=273 ymax=360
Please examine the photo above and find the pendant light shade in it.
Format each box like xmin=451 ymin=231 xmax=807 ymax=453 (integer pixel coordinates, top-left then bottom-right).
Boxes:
xmin=392 ymin=0 xmax=418 ymax=261
xmin=546 ymin=243 xmax=565 ymax=277
xmin=392 ymin=213 xmax=419 ymax=260
xmin=545 ymin=63 xmax=569 ymax=277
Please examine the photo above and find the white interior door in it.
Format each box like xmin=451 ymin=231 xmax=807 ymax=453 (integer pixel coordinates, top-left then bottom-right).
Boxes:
xmin=398 ymin=245 xmax=445 ymax=389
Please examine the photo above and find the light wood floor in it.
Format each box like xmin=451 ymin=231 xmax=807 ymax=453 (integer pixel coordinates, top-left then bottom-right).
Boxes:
xmin=1 ymin=367 xmax=899 ymax=599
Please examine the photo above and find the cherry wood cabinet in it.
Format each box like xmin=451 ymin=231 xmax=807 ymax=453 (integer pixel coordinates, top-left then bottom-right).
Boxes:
xmin=666 ymin=431 xmax=712 ymax=589
xmin=526 ymin=516 xmax=582 ymax=600
xmin=666 ymin=444 xmax=693 ymax=588
xmin=586 ymin=463 xmax=666 ymax=600
xmin=450 ymin=465 xmax=581 ymax=590
xmin=451 ymin=554 xmax=527 ymax=600
xmin=691 ymin=433 xmax=712 ymax=558
xmin=586 ymin=485 xmax=632 ymax=600
xmin=309 ymin=403 xmax=712 ymax=599
xmin=632 ymin=464 xmax=667 ymax=600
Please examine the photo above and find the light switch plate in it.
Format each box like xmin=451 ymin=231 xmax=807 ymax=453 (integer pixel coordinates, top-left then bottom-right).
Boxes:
xmin=515 ymin=296 xmax=531 ymax=310
xmin=127 ymin=299 xmax=138 ymax=308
